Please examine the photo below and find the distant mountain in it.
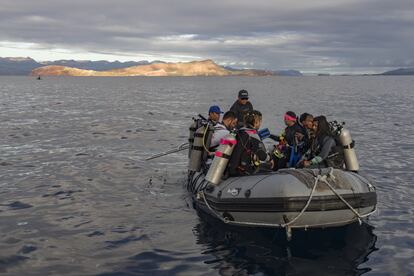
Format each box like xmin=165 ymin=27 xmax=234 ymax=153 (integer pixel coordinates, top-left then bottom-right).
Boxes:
xmin=0 ymin=57 xmax=154 ymax=75
xmin=0 ymin=56 xmax=303 ymax=76
xmin=224 ymin=66 xmax=302 ymax=76
xmin=224 ymin=67 xmax=275 ymax=76
xmin=0 ymin=57 xmax=41 ymax=75
xmin=32 ymin=60 xmax=234 ymax=76
xmin=41 ymin=59 xmax=151 ymax=71
xmin=274 ymin=70 xmax=303 ymax=76
xmin=381 ymin=68 xmax=414 ymax=75
xmin=31 ymin=60 xmax=304 ymax=77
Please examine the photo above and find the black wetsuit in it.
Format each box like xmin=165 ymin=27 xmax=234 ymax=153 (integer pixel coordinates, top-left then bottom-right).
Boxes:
xmin=230 ymin=101 xmax=253 ymax=128
xmin=285 ymin=122 xmax=307 ymax=146
xmin=297 ymin=122 xmax=312 ymax=152
xmin=309 ymin=135 xmax=344 ymax=168
xmin=228 ymin=128 xmax=269 ymax=176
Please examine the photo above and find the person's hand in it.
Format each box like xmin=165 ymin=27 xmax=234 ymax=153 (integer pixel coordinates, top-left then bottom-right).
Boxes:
xmin=269 ymin=159 xmax=275 ymax=169
xmin=295 ymin=132 xmax=304 ymax=144
xmin=296 ymin=160 xmax=304 ymax=168
xmin=295 ymin=132 xmax=304 ymax=140
xmin=303 ymin=160 xmax=311 ymax=167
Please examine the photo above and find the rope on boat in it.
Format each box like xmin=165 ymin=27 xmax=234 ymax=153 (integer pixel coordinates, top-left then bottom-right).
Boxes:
xmin=282 ymin=167 xmax=376 ymax=227
xmin=320 ymin=169 xmax=376 ymax=224
xmin=280 ymin=171 xmax=321 ymax=227
xmin=199 ymin=167 xmax=376 ymax=228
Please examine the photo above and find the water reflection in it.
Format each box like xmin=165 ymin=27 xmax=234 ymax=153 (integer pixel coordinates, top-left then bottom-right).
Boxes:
xmin=194 ymin=212 xmax=377 ymax=276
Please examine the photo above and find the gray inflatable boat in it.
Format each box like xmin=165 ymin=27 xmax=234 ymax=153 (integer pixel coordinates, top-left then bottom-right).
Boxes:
xmin=187 ymin=168 xmax=377 ymax=237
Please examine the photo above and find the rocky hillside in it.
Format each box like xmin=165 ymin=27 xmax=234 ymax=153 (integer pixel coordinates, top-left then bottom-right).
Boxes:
xmin=31 ymin=60 xmax=247 ymax=77
xmin=1 ymin=57 xmax=303 ymax=76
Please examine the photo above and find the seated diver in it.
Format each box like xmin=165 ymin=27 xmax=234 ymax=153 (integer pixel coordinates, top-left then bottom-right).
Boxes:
xmin=210 ymin=111 xmax=238 ymax=150
xmin=298 ymin=112 xmax=314 ymax=153
xmin=268 ymin=111 xmax=298 ymax=144
xmin=300 ymin=115 xmax=344 ymax=169
xmin=268 ymin=111 xmax=307 ymax=169
xmin=227 ymin=110 xmax=273 ymax=176
xmin=189 ymin=105 xmax=222 ymax=140
xmin=285 ymin=112 xmax=315 ymax=168
xmin=205 ymin=111 xmax=238 ymax=167
xmin=195 ymin=105 xmax=224 ymax=173
xmin=207 ymin=105 xmax=223 ymax=125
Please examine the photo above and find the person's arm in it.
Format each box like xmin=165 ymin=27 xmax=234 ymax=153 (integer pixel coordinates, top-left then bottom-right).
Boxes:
xmin=309 ymin=137 xmax=335 ymax=165
xmin=210 ymin=129 xmax=228 ymax=149
xmin=248 ymin=101 xmax=253 ymax=111
xmin=284 ymin=127 xmax=295 ymax=145
xmin=269 ymin=134 xmax=280 ymax=142
xmin=227 ymin=132 xmax=245 ymax=175
xmin=251 ymin=137 xmax=270 ymax=161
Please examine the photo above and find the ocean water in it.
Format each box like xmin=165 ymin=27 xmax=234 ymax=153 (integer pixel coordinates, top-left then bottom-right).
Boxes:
xmin=0 ymin=76 xmax=413 ymax=275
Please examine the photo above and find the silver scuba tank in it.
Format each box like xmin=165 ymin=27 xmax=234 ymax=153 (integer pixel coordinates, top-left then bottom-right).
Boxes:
xmin=188 ymin=119 xmax=198 ymax=158
xmin=338 ymin=128 xmax=359 ymax=171
xmin=188 ymin=123 xmax=213 ymax=172
xmin=205 ymin=133 xmax=237 ymax=185
xmin=202 ymin=124 xmax=214 ymax=164
xmin=188 ymin=125 xmax=205 ymax=171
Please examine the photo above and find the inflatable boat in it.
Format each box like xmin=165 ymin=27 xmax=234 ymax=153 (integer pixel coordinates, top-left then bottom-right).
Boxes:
xmin=187 ymin=167 xmax=377 ymax=239
xmin=184 ymin=117 xmax=377 ymax=239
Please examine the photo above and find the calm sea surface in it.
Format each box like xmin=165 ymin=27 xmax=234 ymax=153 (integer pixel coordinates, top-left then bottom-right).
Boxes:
xmin=0 ymin=76 xmax=413 ymax=275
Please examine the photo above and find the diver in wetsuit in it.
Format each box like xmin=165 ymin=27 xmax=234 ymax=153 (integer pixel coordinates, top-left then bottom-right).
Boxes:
xmin=302 ymin=115 xmax=344 ymax=169
xmin=230 ymin=89 xmax=253 ymax=128
xmin=228 ymin=110 xmax=273 ymax=176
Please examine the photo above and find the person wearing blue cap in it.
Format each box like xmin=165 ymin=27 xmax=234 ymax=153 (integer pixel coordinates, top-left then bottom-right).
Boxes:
xmin=208 ymin=105 xmax=223 ymax=124
xmin=230 ymin=89 xmax=253 ymax=127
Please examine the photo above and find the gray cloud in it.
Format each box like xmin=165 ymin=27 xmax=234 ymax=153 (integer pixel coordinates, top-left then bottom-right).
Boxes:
xmin=1 ymin=0 xmax=413 ymax=72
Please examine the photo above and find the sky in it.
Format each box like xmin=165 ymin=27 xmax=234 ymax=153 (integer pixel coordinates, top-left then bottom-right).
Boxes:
xmin=1 ymin=0 xmax=413 ymax=73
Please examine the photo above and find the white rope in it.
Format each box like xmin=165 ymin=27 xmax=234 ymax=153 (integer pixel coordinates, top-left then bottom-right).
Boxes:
xmin=319 ymin=169 xmax=373 ymax=222
xmin=199 ymin=168 xmax=375 ymax=228
xmin=281 ymin=173 xmax=321 ymax=227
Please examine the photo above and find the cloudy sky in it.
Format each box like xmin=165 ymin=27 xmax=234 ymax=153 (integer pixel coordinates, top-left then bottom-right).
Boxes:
xmin=1 ymin=0 xmax=413 ymax=73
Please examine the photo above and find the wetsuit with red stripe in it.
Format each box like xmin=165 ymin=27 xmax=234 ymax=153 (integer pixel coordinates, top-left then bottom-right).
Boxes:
xmin=228 ymin=127 xmax=270 ymax=176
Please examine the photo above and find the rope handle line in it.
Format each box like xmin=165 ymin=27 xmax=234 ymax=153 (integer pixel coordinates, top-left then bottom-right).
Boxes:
xmin=198 ymin=168 xmax=376 ymax=228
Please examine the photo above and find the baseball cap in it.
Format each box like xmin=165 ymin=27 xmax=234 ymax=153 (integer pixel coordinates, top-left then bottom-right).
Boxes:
xmin=238 ymin=89 xmax=249 ymax=99
xmin=208 ymin=105 xmax=223 ymax=114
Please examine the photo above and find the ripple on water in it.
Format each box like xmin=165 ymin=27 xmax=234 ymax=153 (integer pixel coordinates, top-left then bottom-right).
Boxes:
xmin=0 ymin=201 xmax=33 ymax=211
xmin=104 ymin=235 xmax=150 ymax=250
xmin=0 ymin=76 xmax=413 ymax=275
xmin=0 ymin=255 xmax=29 ymax=273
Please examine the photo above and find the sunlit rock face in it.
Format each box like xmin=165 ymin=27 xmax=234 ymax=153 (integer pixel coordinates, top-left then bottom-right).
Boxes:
xmin=31 ymin=60 xmax=283 ymax=77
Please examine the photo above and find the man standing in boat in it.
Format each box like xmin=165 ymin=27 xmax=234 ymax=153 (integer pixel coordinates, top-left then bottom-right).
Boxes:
xmin=230 ymin=89 xmax=253 ymax=128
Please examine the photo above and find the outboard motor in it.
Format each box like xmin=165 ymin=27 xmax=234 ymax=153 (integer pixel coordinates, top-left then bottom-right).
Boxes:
xmin=188 ymin=123 xmax=213 ymax=172
xmin=339 ymin=128 xmax=359 ymax=172
xmin=205 ymin=133 xmax=237 ymax=185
